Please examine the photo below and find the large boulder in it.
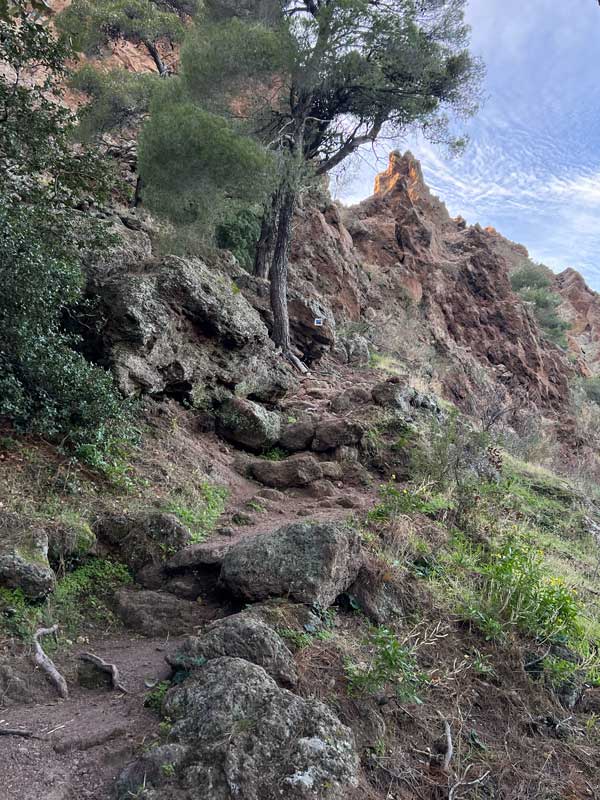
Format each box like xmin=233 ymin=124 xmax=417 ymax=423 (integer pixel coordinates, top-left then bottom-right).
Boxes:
xmin=220 ymin=521 xmax=362 ymax=607
xmin=93 ymin=512 xmax=191 ymax=577
xmin=47 ymin=520 xmax=96 ymax=570
xmin=312 ymin=419 xmax=364 ymax=452
xmin=119 ymin=657 xmax=359 ymax=800
xmin=216 ymin=397 xmax=281 ymax=451
xmin=248 ymin=453 xmax=323 ymax=488
xmin=113 ymin=589 xmax=203 ymax=636
xmin=168 ymin=613 xmax=297 ymax=687
xmin=278 ymin=419 xmax=316 ymax=452
xmin=90 ymin=255 xmax=293 ymax=403
xmin=0 ymin=513 xmax=55 ymax=600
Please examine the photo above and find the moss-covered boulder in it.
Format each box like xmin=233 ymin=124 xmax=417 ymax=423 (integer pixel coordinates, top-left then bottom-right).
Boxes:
xmin=0 ymin=512 xmax=55 ymax=600
xmin=216 ymin=397 xmax=281 ymax=451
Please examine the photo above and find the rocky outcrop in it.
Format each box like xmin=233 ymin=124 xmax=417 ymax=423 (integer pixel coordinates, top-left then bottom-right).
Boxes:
xmin=216 ymin=397 xmax=281 ymax=451
xmin=554 ymin=268 xmax=600 ymax=375
xmin=248 ymin=453 xmax=324 ymax=488
xmin=119 ymin=657 xmax=359 ymax=800
xmin=0 ymin=513 xmax=55 ymax=600
xmin=93 ymin=512 xmax=191 ymax=578
xmin=168 ymin=613 xmax=298 ymax=687
xmin=88 ymin=238 xmax=293 ymax=404
xmin=348 ymin=151 xmax=573 ymax=412
xmin=219 ymin=521 xmax=362 ymax=607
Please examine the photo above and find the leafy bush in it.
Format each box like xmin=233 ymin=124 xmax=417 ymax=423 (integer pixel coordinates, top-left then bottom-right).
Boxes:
xmin=0 ymin=559 xmax=132 ymax=640
xmin=461 ymin=534 xmax=582 ymax=643
xmin=368 ymin=480 xmax=451 ymax=523
xmin=346 ymin=625 xmax=427 ymax=703
xmin=215 ymin=205 xmax=262 ymax=270
xmin=0 ymin=12 xmax=132 ymax=456
xmin=511 ymin=263 xmax=570 ymax=348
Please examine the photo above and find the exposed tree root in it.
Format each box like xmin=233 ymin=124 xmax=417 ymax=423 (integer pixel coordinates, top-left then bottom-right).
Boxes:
xmin=284 ymin=351 xmax=309 ymax=374
xmin=33 ymin=625 xmax=69 ymax=700
xmin=79 ymin=652 xmax=128 ymax=693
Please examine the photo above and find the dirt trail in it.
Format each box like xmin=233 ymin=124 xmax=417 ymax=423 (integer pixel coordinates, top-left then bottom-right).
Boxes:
xmin=0 ymin=364 xmax=383 ymax=799
xmin=1 ymin=635 xmax=182 ymax=800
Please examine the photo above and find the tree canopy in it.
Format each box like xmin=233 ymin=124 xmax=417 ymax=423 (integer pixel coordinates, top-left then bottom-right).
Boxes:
xmin=0 ymin=7 xmax=131 ymax=458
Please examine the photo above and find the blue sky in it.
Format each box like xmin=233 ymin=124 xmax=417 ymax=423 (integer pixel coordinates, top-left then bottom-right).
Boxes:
xmin=336 ymin=0 xmax=600 ymax=289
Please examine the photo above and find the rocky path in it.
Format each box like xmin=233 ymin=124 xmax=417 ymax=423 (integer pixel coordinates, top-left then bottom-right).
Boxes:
xmin=0 ymin=364 xmax=408 ymax=800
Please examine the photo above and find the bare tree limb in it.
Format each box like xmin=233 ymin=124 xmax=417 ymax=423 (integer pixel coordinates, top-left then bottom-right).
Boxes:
xmin=33 ymin=625 xmax=69 ymax=700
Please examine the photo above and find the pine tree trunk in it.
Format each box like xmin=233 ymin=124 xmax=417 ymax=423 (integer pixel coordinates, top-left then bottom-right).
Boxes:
xmin=269 ymin=187 xmax=295 ymax=354
xmin=253 ymin=192 xmax=279 ymax=279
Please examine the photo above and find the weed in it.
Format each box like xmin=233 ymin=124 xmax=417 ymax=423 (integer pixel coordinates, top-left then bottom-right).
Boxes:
xmin=145 ymin=681 xmax=171 ymax=714
xmin=260 ymin=447 xmax=287 ymax=462
xmin=345 ymin=625 xmax=427 ymax=703
xmin=165 ymin=482 xmax=228 ymax=543
xmin=368 ymin=479 xmax=451 ymax=523
xmin=161 ymin=763 xmax=176 ymax=778
xmin=279 ymin=628 xmax=314 ymax=650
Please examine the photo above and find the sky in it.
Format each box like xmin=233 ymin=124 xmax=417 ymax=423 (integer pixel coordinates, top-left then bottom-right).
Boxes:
xmin=335 ymin=0 xmax=600 ymax=289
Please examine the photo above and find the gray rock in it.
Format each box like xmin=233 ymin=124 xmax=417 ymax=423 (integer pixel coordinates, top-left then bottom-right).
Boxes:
xmin=249 ymin=453 xmax=323 ymax=488
xmin=216 ymin=397 xmax=280 ymax=451
xmin=220 ymin=521 xmax=363 ymax=607
xmin=122 ymin=657 xmax=359 ymax=800
xmin=117 ymin=744 xmax=189 ymax=800
xmin=329 ymin=386 xmax=372 ymax=414
xmin=372 ymin=379 xmax=440 ymax=415
xmin=278 ymin=420 xmax=316 ymax=451
xmin=307 ymin=479 xmax=337 ymax=498
xmin=90 ymin=255 xmax=293 ymax=403
xmin=94 ymin=512 xmax=191 ymax=576
xmin=168 ymin=613 xmax=297 ymax=687
xmin=312 ymin=419 xmax=364 ymax=451
xmin=332 ymin=333 xmax=370 ymax=366
xmin=47 ymin=520 xmax=96 ymax=569
xmin=165 ymin=540 xmax=232 ymax=571
xmin=0 ymin=513 xmax=55 ymax=600
xmin=347 ymin=562 xmax=406 ymax=625
xmin=113 ymin=589 xmax=202 ymax=636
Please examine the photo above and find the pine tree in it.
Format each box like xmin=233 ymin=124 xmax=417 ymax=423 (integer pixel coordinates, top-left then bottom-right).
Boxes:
xmin=141 ymin=0 xmax=483 ymax=366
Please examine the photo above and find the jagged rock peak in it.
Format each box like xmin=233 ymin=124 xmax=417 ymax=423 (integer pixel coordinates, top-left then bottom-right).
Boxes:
xmin=373 ymin=150 xmax=426 ymax=201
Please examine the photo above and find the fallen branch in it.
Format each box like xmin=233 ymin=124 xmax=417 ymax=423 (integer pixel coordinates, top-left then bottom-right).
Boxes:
xmin=79 ymin=652 xmax=127 ymax=694
xmin=33 ymin=625 xmax=68 ymax=700
xmin=441 ymin=719 xmax=453 ymax=774
xmin=448 ymin=766 xmax=490 ymax=800
xmin=0 ymin=727 xmax=38 ymax=739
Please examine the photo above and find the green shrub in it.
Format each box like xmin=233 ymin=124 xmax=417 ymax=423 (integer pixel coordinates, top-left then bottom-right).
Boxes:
xmin=461 ymin=534 xmax=582 ymax=643
xmin=368 ymin=480 xmax=451 ymax=522
xmin=510 ymin=264 xmax=570 ymax=348
xmin=145 ymin=680 xmax=171 ymax=714
xmin=0 ymin=558 xmax=132 ymax=640
xmin=0 ymin=12 xmax=132 ymax=456
xmin=346 ymin=626 xmax=427 ymax=703
xmin=215 ymin=205 xmax=262 ymax=270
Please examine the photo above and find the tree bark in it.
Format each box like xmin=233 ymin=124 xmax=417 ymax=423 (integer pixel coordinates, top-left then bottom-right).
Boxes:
xmin=253 ymin=191 xmax=279 ymax=279
xmin=269 ymin=187 xmax=295 ymax=354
